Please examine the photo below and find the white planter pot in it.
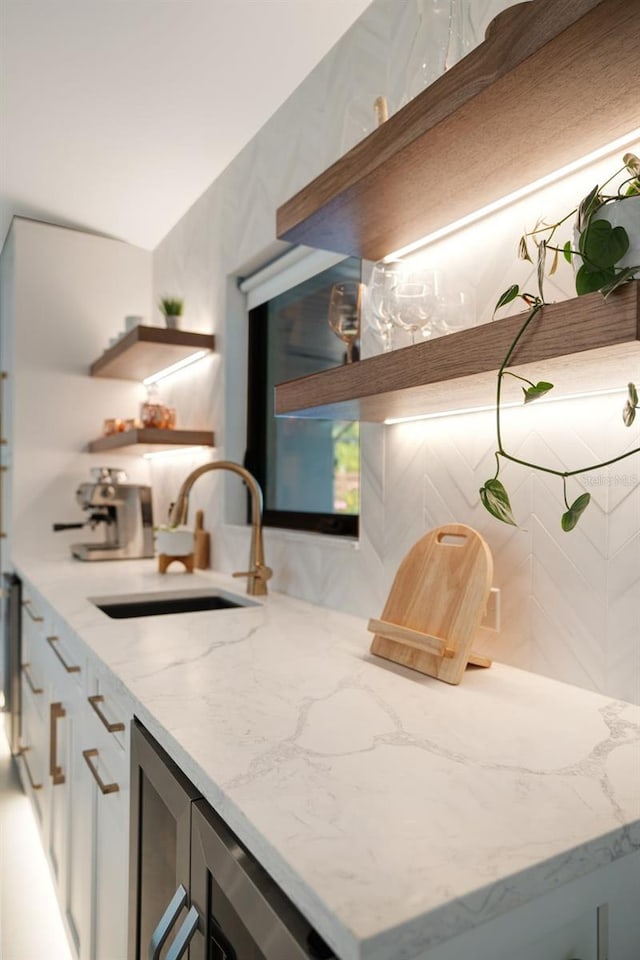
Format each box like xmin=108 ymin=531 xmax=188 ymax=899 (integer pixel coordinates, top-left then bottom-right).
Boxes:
xmin=164 ymin=315 xmax=181 ymax=329
xmin=156 ymin=528 xmax=194 ymax=556
xmin=574 ymin=195 xmax=640 ymax=278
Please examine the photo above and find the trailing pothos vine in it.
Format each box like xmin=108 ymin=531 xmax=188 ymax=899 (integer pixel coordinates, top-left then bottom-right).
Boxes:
xmin=480 ymin=153 xmax=640 ymax=532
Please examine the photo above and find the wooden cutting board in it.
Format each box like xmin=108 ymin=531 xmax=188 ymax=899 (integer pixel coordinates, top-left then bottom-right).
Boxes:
xmin=369 ymin=523 xmax=493 ymax=685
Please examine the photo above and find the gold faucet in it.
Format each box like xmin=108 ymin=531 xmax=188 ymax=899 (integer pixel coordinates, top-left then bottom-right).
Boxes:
xmin=168 ymin=461 xmax=272 ymax=596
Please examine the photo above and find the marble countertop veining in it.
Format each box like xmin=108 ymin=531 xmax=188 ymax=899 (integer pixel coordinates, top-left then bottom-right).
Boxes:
xmin=13 ymin=552 xmax=640 ymax=960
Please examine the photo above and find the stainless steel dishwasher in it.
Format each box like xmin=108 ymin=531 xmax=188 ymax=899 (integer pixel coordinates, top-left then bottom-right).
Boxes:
xmin=129 ymin=719 xmax=338 ymax=960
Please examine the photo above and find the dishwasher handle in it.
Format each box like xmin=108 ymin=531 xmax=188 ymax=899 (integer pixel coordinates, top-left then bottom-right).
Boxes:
xmin=149 ymin=884 xmax=187 ymax=960
xmin=165 ymin=907 xmax=199 ymax=960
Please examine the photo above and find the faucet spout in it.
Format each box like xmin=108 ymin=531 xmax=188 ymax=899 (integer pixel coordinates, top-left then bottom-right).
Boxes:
xmin=168 ymin=461 xmax=271 ymax=596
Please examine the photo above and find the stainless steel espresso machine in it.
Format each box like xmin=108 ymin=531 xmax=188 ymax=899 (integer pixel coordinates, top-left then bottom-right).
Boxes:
xmin=54 ymin=467 xmax=154 ymax=561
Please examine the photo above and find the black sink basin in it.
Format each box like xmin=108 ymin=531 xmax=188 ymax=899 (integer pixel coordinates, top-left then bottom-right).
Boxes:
xmin=90 ymin=588 xmax=255 ymax=620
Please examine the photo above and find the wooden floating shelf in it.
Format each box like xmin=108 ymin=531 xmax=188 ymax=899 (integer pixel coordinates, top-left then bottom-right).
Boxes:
xmin=274 ymin=284 xmax=640 ymax=422
xmin=87 ymin=429 xmax=215 ymax=455
xmin=276 ymin=0 xmax=639 ymax=261
xmin=90 ymin=326 xmax=215 ymax=382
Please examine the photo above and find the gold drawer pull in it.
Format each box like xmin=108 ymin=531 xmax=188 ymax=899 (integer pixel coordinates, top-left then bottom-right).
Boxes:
xmin=19 ymin=745 xmax=43 ymax=790
xmin=21 ymin=662 xmax=43 ymax=694
xmin=50 ymin=702 xmax=66 ymax=786
xmin=88 ymin=695 xmax=125 ymax=734
xmin=82 ymin=749 xmax=119 ymax=795
xmin=47 ymin=636 xmax=80 ymax=673
xmin=23 ymin=599 xmax=43 ymax=622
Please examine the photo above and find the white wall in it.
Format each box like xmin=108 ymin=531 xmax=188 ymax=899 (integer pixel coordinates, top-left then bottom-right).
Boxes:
xmin=151 ymin=0 xmax=639 ymax=705
xmin=6 ymin=218 xmax=152 ymax=557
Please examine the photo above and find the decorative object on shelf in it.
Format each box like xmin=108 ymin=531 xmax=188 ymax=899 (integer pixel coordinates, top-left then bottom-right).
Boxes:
xmin=328 ymin=281 xmax=362 ymax=363
xmin=368 ymin=523 xmax=494 ymax=685
xmin=194 ymin=509 xmax=210 ymax=569
xmin=480 ymin=153 xmax=640 ymax=533
xmin=340 ymin=93 xmax=390 ymax=155
xmin=158 ymin=296 xmax=184 ymax=329
xmin=140 ymin=385 xmax=176 ymax=429
xmin=102 ymin=418 xmax=125 ymax=436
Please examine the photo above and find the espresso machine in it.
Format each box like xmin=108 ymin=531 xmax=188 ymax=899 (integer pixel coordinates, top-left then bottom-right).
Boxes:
xmin=54 ymin=467 xmax=154 ymax=561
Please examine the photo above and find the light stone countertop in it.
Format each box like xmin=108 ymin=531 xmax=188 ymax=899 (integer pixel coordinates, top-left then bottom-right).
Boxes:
xmin=14 ymin=552 xmax=640 ymax=960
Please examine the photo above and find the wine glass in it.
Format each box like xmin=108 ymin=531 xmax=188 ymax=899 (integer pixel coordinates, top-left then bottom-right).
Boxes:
xmin=365 ymin=258 xmax=408 ymax=352
xmin=328 ymin=281 xmax=363 ymax=364
xmin=387 ymin=265 xmax=445 ymax=344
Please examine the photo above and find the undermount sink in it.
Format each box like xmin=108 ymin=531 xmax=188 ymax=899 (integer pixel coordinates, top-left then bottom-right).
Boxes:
xmin=90 ymin=587 xmax=256 ymax=620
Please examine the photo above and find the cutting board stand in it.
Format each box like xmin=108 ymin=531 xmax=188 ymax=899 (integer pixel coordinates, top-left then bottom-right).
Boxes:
xmin=368 ymin=523 xmax=494 ymax=685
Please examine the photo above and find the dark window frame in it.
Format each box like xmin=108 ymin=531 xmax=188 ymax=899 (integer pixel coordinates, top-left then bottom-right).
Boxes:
xmin=246 ymin=300 xmax=359 ymax=538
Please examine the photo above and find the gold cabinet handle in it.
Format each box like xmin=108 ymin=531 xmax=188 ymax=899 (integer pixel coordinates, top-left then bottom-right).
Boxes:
xmin=23 ymin=599 xmax=44 ymax=622
xmin=19 ymin=745 xmax=43 ymax=790
xmin=87 ymin=695 xmax=125 ymax=734
xmin=47 ymin=636 xmax=80 ymax=673
xmin=82 ymin=749 xmax=119 ymax=795
xmin=50 ymin=702 xmax=66 ymax=786
xmin=21 ymin=662 xmax=43 ymax=695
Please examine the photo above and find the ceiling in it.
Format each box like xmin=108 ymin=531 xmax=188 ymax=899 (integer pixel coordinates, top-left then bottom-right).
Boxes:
xmin=0 ymin=0 xmax=372 ymax=252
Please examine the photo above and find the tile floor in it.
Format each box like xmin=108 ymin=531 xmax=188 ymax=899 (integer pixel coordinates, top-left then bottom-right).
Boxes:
xmin=0 ymin=727 xmax=72 ymax=960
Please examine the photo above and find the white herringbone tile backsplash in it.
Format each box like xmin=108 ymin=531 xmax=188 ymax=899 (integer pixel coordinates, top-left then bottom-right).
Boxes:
xmin=152 ymin=0 xmax=640 ymax=704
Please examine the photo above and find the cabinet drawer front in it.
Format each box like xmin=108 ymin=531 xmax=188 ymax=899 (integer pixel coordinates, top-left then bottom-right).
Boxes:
xmin=87 ymin=669 xmax=133 ymax=752
xmin=22 ymin=596 xmax=48 ymax=663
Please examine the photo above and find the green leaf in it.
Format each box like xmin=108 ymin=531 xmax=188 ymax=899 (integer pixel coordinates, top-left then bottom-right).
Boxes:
xmin=563 ymin=240 xmax=573 ymax=264
xmin=522 ymin=381 xmax=554 ymax=404
xmin=575 ymin=263 xmax=616 ymax=295
xmin=600 ymin=265 xmax=640 ymax=297
xmin=581 ymin=219 xmax=629 ymax=269
xmin=561 ymin=492 xmax=591 ymax=532
xmin=494 ymin=285 xmax=520 ymax=312
xmin=629 ymin=382 xmax=639 ymax=406
xmin=479 ymin=478 xmax=517 ymax=526
xmin=576 ymin=184 xmax=600 ymax=232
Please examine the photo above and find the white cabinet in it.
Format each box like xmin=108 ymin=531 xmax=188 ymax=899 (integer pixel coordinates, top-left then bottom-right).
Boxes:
xmin=82 ymin=673 xmax=131 ymax=960
xmin=17 ymin=578 xmax=132 ymax=960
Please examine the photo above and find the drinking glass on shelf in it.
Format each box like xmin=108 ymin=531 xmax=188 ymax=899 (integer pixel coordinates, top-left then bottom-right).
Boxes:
xmin=387 ymin=266 xmax=446 ymax=344
xmin=365 ymin=258 xmax=408 ymax=352
xmin=441 ymin=281 xmax=477 ymax=333
xmin=328 ymin=281 xmax=363 ymax=364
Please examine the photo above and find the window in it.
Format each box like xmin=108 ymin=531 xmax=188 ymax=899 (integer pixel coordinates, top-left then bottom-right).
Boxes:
xmin=246 ymin=255 xmax=360 ymax=537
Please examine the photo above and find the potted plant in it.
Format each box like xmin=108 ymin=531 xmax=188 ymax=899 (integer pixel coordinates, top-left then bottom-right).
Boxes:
xmin=158 ymin=296 xmax=184 ymax=329
xmin=480 ymin=153 xmax=640 ymax=532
